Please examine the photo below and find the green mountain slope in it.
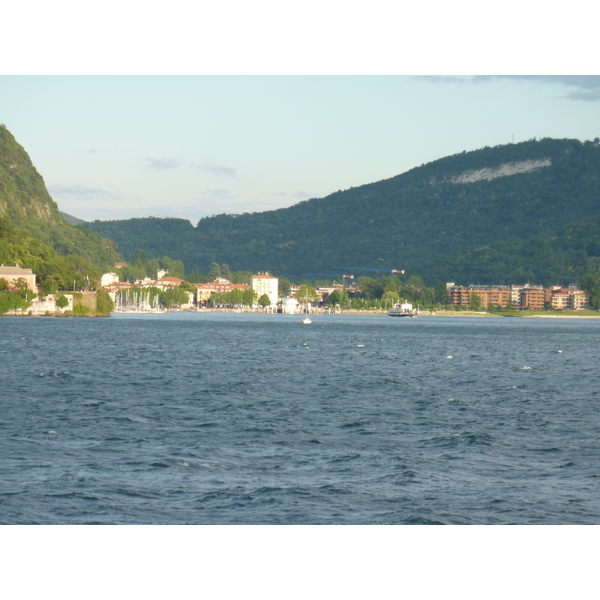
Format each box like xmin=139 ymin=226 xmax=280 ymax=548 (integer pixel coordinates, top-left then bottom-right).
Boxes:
xmin=0 ymin=124 xmax=120 ymax=271
xmin=85 ymin=137 xmax=600 ymax=283
xmin=419 ymin=213 xmax=600 ymax=286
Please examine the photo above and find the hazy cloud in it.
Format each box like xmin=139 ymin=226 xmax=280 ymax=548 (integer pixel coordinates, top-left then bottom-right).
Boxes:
xmin=273 ymin=190 xmax=311 ymax=199
xmin=191 ymin=162 xmax=236 ymax=177
xmin=145 ymin=157 xmax=182 ymax=170
xmin=200 ymin=188 xmax=237 ymax=200
xmin=420 ymin=75 xmax=600 ymax=102
xmin=48 ymin=184 xmax=112 ymax=197
xmin=89 ymin=149 xmax=97 ymax=153
xmin=48 ymin=183 xmax=122 ymax=220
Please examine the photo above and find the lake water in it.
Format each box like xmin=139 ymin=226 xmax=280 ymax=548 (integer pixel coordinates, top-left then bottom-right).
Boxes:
xmin=2 ymin=312 xmax=600 ymax=524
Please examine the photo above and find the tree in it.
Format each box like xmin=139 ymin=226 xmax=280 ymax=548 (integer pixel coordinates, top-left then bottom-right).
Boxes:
xmin=242 ymin=288 xmax=258 ymax=306
xmin=328 ymin=289 xmax=349 ymax=308
xmin=468 ymin=293 xmax=482 ymax=310
xmin=406 ymin=275 xmax=425 ymax=289
xmin=278 ymin=278 xmax=291 ymax=297
xmin=208 ymin=262 xmax=221 ymax=280
xmin=180 ymin=281 xmax=196 ymax=293
xmin=220 ymin=264 xmax=232 ymax=281
xmin=257 ymin=294 xmax=271 ymax=308
xmin=96 ymin=290 xmax=115 ymax=315
xmin=187 ymin=268 xmax=208 ymax=283
xmin=381 ymin=275 xmax=401 ymax=294
xmin=55 ymin=294 xmax=69 ymax=309
xmin=130 ymin=249 xmax=148 ymax=264
xmin=295 ymin=284 xmax=319 ymax=304
xmin=160 ymin=288 xmax=190 ymax=308
xmin=381 ymin=290 xmax=399 ymax=308
xmin=434 ymin=281 xmax=448 ymax=305
xmin=357 ymin=277 xmax=383 ymax=300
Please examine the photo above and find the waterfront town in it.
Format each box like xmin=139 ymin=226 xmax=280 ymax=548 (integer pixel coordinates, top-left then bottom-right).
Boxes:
xmin=1 ymin=262 xmax=594 ymax=316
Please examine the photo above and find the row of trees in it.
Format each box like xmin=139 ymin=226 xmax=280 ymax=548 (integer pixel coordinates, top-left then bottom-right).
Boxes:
xmin=207 ymin=288 xmax=259 ymax=307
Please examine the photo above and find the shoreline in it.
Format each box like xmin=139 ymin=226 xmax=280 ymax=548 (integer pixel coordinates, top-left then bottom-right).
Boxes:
xmin=116 ymin=308 xmax=600 ymax=319
xmin=5 ymin=308 xmax=599 ymax=319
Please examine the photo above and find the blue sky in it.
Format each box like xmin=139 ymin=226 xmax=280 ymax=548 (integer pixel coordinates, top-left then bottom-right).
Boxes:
xmin=3 ymin=75 xmax=599 ymax=224
xmin=1 ymin=5 xmax=598 ymax=224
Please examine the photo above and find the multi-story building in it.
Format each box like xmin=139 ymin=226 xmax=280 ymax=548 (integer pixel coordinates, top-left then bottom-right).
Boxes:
xmin=546 ymin=285 xmax=589 ymax=310
xmin=447 ymin=285 xmax=511 ymax=309
xmin=195 ymin=279 xmax=251 ymax=303
xmin=449 ymin=282 xmax=590 ymax=311
xmin=511 ymin=284 xmax=543 ymax=307
xmin=520 ymin=287 xmax=545 ymax=310
xmin=447 ymin=285 xmax=471 ymax=306
xmin=251 ymin=273 xmax=279 ymax=306
xmin=0 ymin=264 xmax=37 ymax=292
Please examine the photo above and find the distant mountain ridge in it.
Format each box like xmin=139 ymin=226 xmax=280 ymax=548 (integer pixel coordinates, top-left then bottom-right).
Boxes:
xmin=82 ymin=137 xmax=600 ymax=284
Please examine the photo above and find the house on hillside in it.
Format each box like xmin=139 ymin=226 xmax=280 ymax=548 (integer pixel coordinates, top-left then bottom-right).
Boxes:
xmin=0 ymin=264 xmax=37 ymax=292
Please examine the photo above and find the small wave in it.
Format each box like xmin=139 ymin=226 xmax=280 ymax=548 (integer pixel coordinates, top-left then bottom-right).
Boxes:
xmin=244 ymin=426 xmax=276 ymax=434
xmin=404 ymin=516 xmax=445 ymax=525
xmin=36 ymin=371 xmax=72 ymax=378
xmin=463 ymin=433 xmax=494 ymax=446
xmin=331 ymin=453 xmax=361 ymax=463
xmin=341 ymin=421 xmax=369 ymax=428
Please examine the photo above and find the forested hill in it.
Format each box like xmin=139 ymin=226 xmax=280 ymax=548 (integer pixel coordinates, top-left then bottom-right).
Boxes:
xmin=85 ymin=137 xmax=600 ymax=284
xmin=0 ymin=124 xmax=120 ymax=270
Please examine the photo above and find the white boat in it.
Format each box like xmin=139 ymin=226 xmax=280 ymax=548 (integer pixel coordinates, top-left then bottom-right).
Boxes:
xmin=387 ymin=302 xmax=417 ymax=317
xmin=302 ymin=286 xmax=312 ymax=324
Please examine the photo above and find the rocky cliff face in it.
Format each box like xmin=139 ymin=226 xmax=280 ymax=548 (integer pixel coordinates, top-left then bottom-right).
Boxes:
xmin=450 ymin=158 xmax=552 ymax=184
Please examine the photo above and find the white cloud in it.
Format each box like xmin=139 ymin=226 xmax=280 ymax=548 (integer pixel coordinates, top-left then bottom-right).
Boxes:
xmin=145 ymin=157 xmax=182 ymax=170
xmin=420 ymin=75 xmax=600 ymax=102
xmin=191 ymin=162 xmax=236 ymax=177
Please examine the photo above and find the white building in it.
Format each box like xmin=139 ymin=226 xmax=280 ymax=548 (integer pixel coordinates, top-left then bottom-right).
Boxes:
xmin=101 ymin=272 xmax=120 ymax=287
xmin=251 ymin=273 xmax=279 ymax=306
xmin=280 ymin=297 xmax=300 ymax=314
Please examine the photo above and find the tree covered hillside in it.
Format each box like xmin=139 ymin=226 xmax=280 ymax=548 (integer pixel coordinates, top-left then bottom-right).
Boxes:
xmin=0 ymin=124 xmax=120 ymax=271
xmin=85 ymin=138 xmax=600 ymax=283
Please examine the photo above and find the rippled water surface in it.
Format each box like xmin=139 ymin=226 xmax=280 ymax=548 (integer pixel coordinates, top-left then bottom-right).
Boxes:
xmin=2 ymin=313 xmax=600 ymax=524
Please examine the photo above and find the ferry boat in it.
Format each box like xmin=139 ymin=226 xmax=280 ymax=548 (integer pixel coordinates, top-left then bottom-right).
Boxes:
xmin=387 ymin=302 xmax=417 ymax=317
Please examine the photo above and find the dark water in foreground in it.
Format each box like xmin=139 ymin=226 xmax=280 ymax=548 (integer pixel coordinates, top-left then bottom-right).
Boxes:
xmin=2 ymin=313 xmax=600 ymax=524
